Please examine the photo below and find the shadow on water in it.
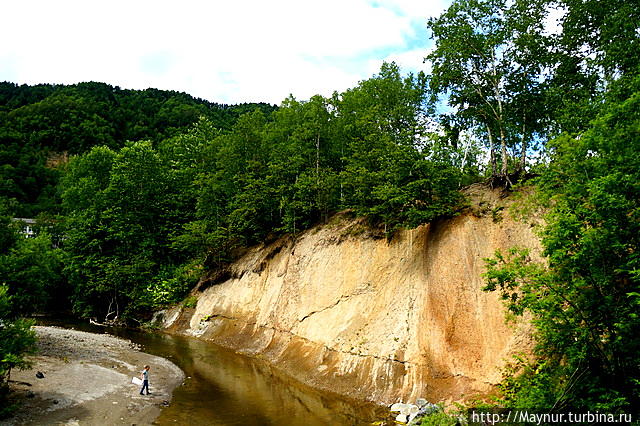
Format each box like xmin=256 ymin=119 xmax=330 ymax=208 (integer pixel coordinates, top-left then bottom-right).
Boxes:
xmin=40 ymin=319 xmax=387 ymax=426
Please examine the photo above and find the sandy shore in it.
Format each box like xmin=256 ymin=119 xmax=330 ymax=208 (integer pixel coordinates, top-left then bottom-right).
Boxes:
xmin=2 ymin=326 xmax=184 ymax=426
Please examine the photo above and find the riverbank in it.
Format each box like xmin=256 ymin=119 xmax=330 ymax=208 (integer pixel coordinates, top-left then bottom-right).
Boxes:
xmin=3 ymin=326 xmax=184 ymax=426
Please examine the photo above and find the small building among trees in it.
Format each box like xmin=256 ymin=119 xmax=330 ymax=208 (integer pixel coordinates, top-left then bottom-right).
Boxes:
xmin=11 ymin=218 xmax=37 ymax=238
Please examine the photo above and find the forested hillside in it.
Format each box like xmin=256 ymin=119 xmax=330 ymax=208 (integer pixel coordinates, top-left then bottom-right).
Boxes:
xmin=0 ymin=82 xmax=275 ymax=216
xmin=1 ymin=0 xmax=639 ymax=418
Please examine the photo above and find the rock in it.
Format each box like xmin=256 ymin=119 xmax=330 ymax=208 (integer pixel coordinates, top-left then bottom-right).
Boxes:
xmin=408 ymin=410 xmax=422 ymax=425
xmin=391 ymin=403 xmax=419 ymax=423
xmin=423 ymin=403 xmax=441 ymax=415
xmin=415 ymin=398 xmax=428 ymax=408
xmin=390 ymin=402 xmax=417 ymax=414
xmin=407 ymin=402 xmax=442 ymax=425
xmin=26 ymin=391 xmax=35 ymax=398
xmin=408 ymin=407 xmax=420 ymax=423
xmin=395 ymin=413 xmax=408 ymax=423
xmin=35 ymin=371 xmax=45 ymax=379
xmin=150 ymin=310 xmax=166 ymax=327
xmin=390 ymin=402 xmax=405 ymax=412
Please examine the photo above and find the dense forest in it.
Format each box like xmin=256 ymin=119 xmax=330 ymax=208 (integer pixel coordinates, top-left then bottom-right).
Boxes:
xmin=0 ymin=81 xmax=275 ymax=217
xmin=2 ymin=0 xmax=639 ymax=419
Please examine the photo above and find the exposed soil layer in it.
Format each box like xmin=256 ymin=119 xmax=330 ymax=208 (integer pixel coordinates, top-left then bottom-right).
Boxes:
xmin=163 ymin=185 xmax=540 ymax=405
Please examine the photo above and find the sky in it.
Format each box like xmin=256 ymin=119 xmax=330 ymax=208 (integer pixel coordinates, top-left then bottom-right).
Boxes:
xmin=0 ymin=0 xmax=450 ymax=105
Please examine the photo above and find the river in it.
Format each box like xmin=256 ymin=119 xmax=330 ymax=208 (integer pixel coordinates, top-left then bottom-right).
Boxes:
xmin=40 ymin=319 xmax=388 ymax=425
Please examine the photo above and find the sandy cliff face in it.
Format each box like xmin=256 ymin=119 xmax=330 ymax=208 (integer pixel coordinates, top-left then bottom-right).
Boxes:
xmin=165 ymin=186 xmax=540 ymax=404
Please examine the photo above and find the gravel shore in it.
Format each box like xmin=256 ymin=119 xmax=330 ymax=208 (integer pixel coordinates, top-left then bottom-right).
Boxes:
xmin=3 ymin=326 xmax=183 ymax=426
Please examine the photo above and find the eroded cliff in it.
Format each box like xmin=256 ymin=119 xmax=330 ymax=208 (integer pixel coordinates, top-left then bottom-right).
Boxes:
xmin=164 ymin=185 xmax=540 ymax=404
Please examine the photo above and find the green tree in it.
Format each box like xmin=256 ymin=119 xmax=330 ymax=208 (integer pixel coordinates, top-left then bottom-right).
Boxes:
xmin=334 ymin=62 xmax=462 ymax=232
xmin=0 ymin=285 xmax=37 ymax=417
xmin=0 ymin=200 xmax=17 ymax=255
xmin=0 ymin=233 xmax=64 ymax=316
xmin=0 ymin=199 xmax=65 ymax=315
xmin=484 ymin=81 xmax=640 ymax=412
xmin=60 ymin=145 xmax=116 ymax=318
xmin=0 ymin=285 xmax=37 ymax=379
xmin=159 ymin=118 xmax=221 ymax=257
xmin=427 ymin=0 xmax=549 ymax=178
xmin=0 ymin=206 xmax=39 ymax=416
xmin=193 ymin=109 xmax=276 ymax=256
xmin=61 ymin=140 xmax=204 ymax=320
xmin=264 ymin=95 xmax=339 ymax=233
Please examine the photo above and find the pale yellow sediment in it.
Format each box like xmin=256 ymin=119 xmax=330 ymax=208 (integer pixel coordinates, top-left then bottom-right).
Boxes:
xmin=165 ymin=186 xmax=540 ymax=404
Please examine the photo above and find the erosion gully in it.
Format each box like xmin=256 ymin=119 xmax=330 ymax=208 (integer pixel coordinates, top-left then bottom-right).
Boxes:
xmin=39 ymin=319 xmax=388 ymax=425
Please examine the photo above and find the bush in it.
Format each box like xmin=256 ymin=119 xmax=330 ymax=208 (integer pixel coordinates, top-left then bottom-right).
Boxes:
xmin=0 ymin=285 xmax=38 ymax=418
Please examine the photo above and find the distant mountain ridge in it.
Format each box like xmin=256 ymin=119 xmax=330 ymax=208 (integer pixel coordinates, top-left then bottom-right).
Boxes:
xmin=0 ymin=81 xmax=276 ymax=216
xmin=0 ymin=81 xmax=276 ymax=150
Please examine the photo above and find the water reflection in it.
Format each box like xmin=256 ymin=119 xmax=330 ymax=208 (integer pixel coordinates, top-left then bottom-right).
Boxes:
xmin=131 ymin=332 xmax=384 ymax=426
xmin=41 ymin=320 xmax=385 ymax=425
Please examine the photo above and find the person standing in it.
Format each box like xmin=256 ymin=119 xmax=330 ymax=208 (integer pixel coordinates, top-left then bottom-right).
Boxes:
xmin=139 ymin=365 xmax=150 ymax=395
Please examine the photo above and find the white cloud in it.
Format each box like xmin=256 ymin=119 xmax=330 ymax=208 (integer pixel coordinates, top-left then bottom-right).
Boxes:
xmin=0 ymin=0 xmax=450 ymax=104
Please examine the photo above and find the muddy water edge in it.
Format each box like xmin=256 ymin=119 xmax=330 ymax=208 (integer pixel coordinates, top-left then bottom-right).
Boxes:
xmin=38 ymin=319 xmax=388 ymax=425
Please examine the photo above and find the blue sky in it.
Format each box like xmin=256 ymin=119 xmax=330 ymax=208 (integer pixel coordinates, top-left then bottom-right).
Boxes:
xmin=0 ymin=0 xmax=450 ymax=105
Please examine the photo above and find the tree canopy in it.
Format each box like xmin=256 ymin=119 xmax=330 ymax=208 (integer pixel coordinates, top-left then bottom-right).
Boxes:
xmin=0 ymin=81 xmax=275 ymax=216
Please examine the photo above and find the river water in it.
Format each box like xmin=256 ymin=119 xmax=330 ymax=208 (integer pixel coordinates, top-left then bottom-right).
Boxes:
xmin=42 ymin=320 xmax=387 ymax=425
